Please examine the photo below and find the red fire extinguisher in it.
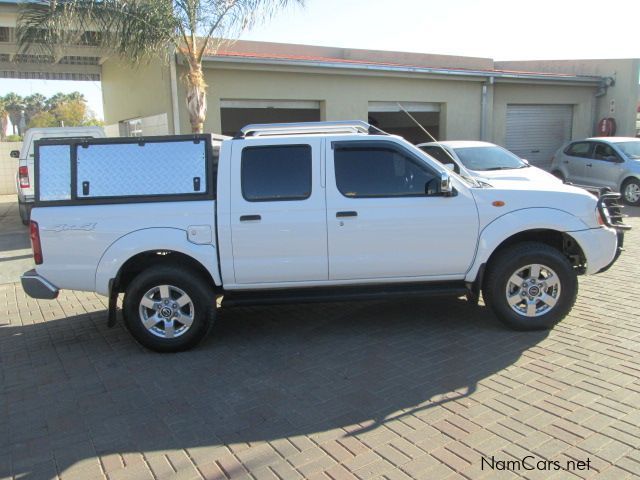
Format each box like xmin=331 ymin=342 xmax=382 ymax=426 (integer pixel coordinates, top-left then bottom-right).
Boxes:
xmin=597 ymin=117 xmax=617 ymax=136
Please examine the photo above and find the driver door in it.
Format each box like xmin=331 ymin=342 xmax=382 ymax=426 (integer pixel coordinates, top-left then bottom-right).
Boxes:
xmin=326 ymin=139 xmax=479 ymax=280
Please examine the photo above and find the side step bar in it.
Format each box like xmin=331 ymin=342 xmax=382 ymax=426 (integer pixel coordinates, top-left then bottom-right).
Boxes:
xmin=221 ymin=281 xmax=468 ymax=307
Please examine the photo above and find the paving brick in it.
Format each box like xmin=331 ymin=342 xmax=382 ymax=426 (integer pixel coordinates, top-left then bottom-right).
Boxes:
xmin=1 ymin=199 xmax=639 ymax=480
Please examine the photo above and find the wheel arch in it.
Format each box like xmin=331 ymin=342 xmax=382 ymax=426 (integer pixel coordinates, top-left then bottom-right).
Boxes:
xmin=115 ymin=250 xmax=217 ymax=295
xmin=619 ymin=174 xmax=640 ymax=191
xmin=483 ymin=229 xmax=585 ymax=279
xmin=95 ymin=228 xmax=222 ymax=296
xmin=465 ymin=208 xmax=589 ymax=284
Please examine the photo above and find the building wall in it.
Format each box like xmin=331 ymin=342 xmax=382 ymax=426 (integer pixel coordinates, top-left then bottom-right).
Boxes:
xmin=496 ymin=59 xmax=640 ymax=137
xmin=178 ymin=64 xmax=485 ymax=140
xmin=0 ymin=142 xmax=20 ymax=195
xmin=491 ymin=82 xmax=596 ymax=145
xmin=101 ymin=59 xmax=175 ymax=133
xmin=100 ymin=57 xmax=636 ymax=147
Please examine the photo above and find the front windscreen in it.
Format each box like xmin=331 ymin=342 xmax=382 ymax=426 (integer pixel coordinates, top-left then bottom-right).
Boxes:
xmin=454 ymin=146 xmax=526 ymax=171
xmin=616 ymin=142 xmax=640 ymax=159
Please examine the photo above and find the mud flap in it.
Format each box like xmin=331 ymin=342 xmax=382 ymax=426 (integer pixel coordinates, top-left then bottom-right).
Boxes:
xmin=107 ymin=278 xmax=119 ymax=328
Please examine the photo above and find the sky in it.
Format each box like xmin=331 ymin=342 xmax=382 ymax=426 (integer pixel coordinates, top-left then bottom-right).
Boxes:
xmin=3 ymin=0 xmax=639 ymax=120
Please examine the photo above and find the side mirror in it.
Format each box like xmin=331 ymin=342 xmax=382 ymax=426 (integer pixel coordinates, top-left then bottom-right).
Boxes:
xmin=10 ymin=150 xmax=20 ymax=159
xmin=604 ymin=155 xmax=619 ymax=163
xmin=444 ymin=163 xmax=455 ymax=171
xmin=440 ymin=171 xmax=453 ymax=195
xmin=522 ymin=158 xmax=530 ymax=165
xmin=425 ymin=172 xmax=455 ymax=196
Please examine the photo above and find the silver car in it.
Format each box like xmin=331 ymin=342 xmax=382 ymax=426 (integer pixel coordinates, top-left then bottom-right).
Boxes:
xmin=550 ymin=137 xmax=640 ymax=205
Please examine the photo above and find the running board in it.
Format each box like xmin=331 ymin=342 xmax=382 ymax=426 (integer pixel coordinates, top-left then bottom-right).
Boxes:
xmin=221 ymin=281 xmax=468 ymax=307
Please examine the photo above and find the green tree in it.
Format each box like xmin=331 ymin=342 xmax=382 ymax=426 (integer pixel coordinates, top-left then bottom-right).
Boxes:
xmin=28 ymin=110 xmax=58 ymax=128
xmin=17 ymin=0 xmax=304 ymax=134
xmin=0 ymin=97 xmax=9 ymax=141
xmin=45 ymin=91 xmax=87 ymax=111
xmin=53 ymin=100 xmax=87 ymax=126
xmin=23 ymin=93 xmax=47 ymax=126
xmin=2 ymin=93 xmax=25 ymax=136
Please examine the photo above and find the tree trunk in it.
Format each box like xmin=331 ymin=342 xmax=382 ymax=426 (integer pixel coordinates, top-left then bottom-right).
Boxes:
xmin=185 ymin=56 xmax=207 ymax=134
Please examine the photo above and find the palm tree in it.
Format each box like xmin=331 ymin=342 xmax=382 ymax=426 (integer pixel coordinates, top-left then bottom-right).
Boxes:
xmin=0 ymin=97 xmax=9 ymax=141
xmin=24 ymin=93 xmax=47 ymax=125
xmin=16 ymin=0 xmax=304 ymax=133
xmin=2 ymin=93 xmax=25 ymax=136
xmin=45 ymin=91 xmax=87 ymax=111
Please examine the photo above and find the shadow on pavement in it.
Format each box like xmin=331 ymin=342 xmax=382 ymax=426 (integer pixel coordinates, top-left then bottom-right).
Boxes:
xmin=0 ymin=295 xmax=548 ymax=479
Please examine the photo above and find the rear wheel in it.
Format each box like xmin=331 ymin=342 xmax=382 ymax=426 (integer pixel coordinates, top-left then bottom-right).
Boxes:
xmin=484 ymin=242 xmax=577 ymax=330
xmin=621 ymin=178 xmax=640 ymax=206
xmin=123 ymin=266 xmax=215 ymax=352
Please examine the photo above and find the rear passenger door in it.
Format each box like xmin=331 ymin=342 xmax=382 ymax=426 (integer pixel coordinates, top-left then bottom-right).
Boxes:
xmin=229 ymin=138 xmax=328 ymax=284
xmin=562 ymin=142 xmax=593 ymax=185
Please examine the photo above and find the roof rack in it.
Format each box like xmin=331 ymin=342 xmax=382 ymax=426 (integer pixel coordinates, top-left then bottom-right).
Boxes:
xmin=236 ymin=120 xmax=381 ymax=138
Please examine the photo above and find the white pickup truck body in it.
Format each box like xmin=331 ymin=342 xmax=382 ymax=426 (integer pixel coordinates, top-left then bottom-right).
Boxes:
xmin=22 ymin=122 xmax=628 ymax=352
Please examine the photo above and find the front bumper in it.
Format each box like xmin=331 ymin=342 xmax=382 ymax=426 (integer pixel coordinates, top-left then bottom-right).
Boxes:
xmin=597 ymin=229 xmax=625 ymax=274
xmin=21 ymin=269 xmax=59 ymax=299
xmin=570 ymin=227 xmax=620 ymax=275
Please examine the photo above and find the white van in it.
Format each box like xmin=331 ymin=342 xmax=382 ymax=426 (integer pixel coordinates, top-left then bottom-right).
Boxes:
xmin=14 ymin=126 xmax=105 ymax=224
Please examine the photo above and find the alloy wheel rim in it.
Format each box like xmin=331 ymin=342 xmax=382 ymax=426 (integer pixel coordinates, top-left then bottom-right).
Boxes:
xmin=138 ymin=285 xmax=194 ymax=339
xmin=624 ymin=183 xmax=640 ymax=203
xmin=505 ymin=264 xmax=561 ymax=318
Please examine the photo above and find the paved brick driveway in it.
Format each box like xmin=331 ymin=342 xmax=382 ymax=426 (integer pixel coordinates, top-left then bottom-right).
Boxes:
xmin=1 ymin=198 xmax=639 ymax=479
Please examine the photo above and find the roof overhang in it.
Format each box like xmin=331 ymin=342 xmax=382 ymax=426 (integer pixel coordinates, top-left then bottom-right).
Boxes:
xmin=200 ymin=54 xmax=603 ymax=86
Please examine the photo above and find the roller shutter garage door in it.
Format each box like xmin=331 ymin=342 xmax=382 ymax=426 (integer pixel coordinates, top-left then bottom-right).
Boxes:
xmin=220 ymin=99 xmax=321 ymax=137
xmin=505 ymin=104 xmax=573 ymax=170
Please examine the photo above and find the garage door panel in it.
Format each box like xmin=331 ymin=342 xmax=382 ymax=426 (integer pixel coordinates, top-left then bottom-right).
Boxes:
xmin=506 ymin=105 xmax=573 ymax=170
xmin=220 ymin=100 xmax=321 ymax=137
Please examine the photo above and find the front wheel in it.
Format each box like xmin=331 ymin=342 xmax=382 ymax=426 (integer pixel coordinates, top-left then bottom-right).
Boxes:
xmin=123 ymin=266 xmax=215 ymax=352
xmin=621 ymin=178 xmax=640 ymax=206
xmin=483 ymin=242 xmax=577 ymax=330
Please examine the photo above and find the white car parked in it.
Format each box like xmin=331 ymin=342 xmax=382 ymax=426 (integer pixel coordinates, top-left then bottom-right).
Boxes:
xmin=13 ymin=126 xmax=105 ymax=224
xmin=21 ymin=122 xmax=627 ymax=352
xmin=417 ymin=141 xmax=561 ymax=184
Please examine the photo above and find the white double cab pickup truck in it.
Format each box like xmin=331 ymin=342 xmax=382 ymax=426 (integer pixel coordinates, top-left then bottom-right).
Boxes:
xmin=22 ymin=121 xmax=628 ymax=352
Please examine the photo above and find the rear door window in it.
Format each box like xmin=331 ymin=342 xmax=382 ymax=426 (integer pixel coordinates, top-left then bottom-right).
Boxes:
xmin=241 ymin=145 xmax=312 ymax=202
xmin=565 ymin=142 xmax=592 ymax=158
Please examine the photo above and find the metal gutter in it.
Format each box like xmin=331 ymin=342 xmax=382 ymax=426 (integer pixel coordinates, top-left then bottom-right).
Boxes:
xmin=201 ymin=55 xmax=603 ymax=84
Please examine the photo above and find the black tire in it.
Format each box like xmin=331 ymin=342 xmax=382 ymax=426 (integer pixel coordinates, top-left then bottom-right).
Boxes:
xmin=483 ymin=242 xmax=577 ymax=331
xmin=18 ymin=201 xmax=30 ymax=226
xmin=551 ymin=170 xmax=565 ymax=182
xmin=621 ymin=178 xmax=640 ymax=206
xmin=123 ymin=266 xmax=216 ymax=352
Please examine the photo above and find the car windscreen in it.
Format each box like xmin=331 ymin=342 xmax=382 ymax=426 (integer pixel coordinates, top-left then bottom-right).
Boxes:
xmin=616 ymin=142 xmax=640 ymax=159
xmin=453 ymin=146 xmax=526 ymax=171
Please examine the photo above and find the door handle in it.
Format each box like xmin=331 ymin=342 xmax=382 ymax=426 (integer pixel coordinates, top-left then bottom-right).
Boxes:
xmin=336 ymin=211 xmax=358 ymax=218
xmin=240 ymin=215 xmax=261 ymax=222
xmin=586 ymin=163 xmax=592 ymax=167
xmin=531 ymin=149 xmax=540 ymax=153
xmin=562 ymin=160 xmax=569 ymax=164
